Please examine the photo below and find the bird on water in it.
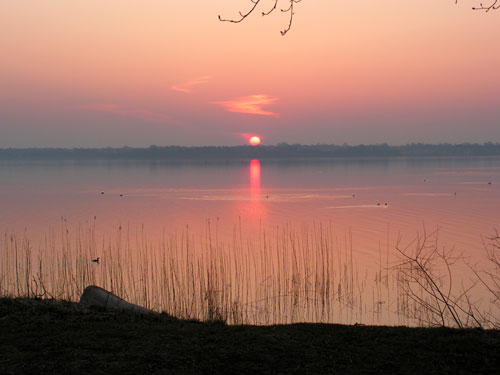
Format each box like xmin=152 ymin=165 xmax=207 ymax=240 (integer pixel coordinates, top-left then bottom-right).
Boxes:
xmin=92 ymin=257 xmax=100 ymax=264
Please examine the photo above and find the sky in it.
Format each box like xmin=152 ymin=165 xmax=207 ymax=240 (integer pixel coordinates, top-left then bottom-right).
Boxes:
xmin=1 ymin=0 xmax=500 ymax=147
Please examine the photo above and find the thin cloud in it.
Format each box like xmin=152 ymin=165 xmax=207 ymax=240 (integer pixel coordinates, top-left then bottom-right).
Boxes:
xmin=171 ymin=75 xmax=212 ymax=93
xmin=213 ymin=94 xmax=279 ymax=117
xmin=81 ymin=104 xmax=173 ymax=124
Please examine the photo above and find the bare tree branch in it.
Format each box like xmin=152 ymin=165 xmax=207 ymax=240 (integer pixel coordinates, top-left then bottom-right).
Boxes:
xmin=280 ymin=0 xmax=302 ymax=36
xmin=218 ymin=0 xmax=264 ymax=24
xmin=456 ymin=0 xmax=499 ymax=11
xmin=221 ymin=1 xmax=498 ymax=36
xmin=263 ymin=0 xmax=279 ymax=16
xmin=218 ymin=0 xmax=303 ymax=36
xmin=472 ymin=0 xmax=500 ymax=11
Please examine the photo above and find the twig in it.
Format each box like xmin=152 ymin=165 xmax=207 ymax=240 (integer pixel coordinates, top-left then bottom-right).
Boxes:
xmin=219 ymin=0 xmax=302 ymax=36
xmin=218 ymin=0 xmax=264 ymax=24
xmin=472 ymin=0 xmax=500 ymax=11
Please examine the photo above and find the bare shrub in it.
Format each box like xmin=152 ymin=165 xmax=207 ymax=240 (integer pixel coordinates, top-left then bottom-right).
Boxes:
xmin=465 ymin=231 xmax=500 ymax=328
xmin=394 ymin=229 xmax=484 ymax=328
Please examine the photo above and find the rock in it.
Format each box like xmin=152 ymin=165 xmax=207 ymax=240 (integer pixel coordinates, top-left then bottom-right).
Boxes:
xmin=79 ymin=285 xmax=152 ymax=314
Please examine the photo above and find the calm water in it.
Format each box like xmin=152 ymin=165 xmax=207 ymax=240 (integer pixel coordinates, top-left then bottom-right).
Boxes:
xmin=1 ymin=157 xmax=500 ymax=325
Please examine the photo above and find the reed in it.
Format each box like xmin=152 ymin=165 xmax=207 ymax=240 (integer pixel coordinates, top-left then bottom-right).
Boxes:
xmin=1 ymin=222 xmax=498 ymax=327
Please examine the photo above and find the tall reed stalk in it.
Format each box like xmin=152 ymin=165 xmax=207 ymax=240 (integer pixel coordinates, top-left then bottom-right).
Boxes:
xmin=1 ymin=223 xmax=498 ymax=327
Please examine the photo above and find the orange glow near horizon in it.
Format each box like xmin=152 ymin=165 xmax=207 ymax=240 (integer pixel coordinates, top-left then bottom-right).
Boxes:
xmin=1 ymin=1 xmax=500 ymax=147
xmin=80 ymin=103 xmax=174 ymax=124
xmin=213 ymin=95 xmax=279 ymax=117
xmin=171 ymin=76 xmax=212 ymax=94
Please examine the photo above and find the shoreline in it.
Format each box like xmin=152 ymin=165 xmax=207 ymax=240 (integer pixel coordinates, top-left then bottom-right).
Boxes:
xmin=2 ymin=143 xmax=500 ymax=161
xmin=1 ymin=297 xmax=499 ymax=374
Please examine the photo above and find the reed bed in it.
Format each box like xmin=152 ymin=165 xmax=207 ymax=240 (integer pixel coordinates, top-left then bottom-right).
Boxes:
xmin=1 ymin=222 xmax=498 ymax=327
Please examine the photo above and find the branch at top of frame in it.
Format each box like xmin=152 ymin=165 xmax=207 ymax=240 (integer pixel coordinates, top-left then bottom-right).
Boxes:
xmin=472 ymin=0 xmax=500 ymax=11
xmin=219 ymin=0 xmax=302 ymax=36
xmin=218 ymin=0 xmax=264 ymax=24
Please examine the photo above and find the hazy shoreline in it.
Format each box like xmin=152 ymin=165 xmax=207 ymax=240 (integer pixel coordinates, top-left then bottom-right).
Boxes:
xmin=2 ymin=143 xmax=500 ymax=161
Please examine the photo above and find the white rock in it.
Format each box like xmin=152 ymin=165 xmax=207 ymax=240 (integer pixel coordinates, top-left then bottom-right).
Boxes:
xmin=79 ymin=285 xmax=152 ymax=314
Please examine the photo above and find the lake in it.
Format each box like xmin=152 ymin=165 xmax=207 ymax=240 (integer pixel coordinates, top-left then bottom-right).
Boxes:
xmin=1 ymin=157 xmax=499 ymax=326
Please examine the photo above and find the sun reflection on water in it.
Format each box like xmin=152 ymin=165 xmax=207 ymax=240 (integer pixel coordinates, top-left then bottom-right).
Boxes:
xmin=250 ymin=159 xmax=261 ymax=197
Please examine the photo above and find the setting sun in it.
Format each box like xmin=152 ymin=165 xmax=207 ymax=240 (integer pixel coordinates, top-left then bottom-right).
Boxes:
xmin=249 ymin=136 xmax=261 ymax=146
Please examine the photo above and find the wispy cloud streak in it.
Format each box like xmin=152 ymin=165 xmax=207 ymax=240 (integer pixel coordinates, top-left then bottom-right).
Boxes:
xmin=81 ymin=104 xmax=173 ymax=124
xmin=171 ymin=75 xmax=212 ymax=93
xmin=213 ymin=94 xmax=279 ymax=117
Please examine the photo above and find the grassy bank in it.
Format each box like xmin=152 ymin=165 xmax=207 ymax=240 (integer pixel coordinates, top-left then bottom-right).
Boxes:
xmin=1 ymin=298 xmax=499 ymax=374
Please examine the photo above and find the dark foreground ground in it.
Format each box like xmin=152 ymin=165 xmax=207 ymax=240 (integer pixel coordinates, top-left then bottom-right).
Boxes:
xmin=1 ymin=298 xmax=499 ymax=375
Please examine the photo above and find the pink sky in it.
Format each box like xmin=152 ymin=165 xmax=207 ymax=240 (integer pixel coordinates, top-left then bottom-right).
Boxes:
xmin=1 ymin=0 xmax=500 ymax=147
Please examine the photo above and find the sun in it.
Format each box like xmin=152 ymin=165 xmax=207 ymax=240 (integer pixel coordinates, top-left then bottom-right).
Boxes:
xmin=249 ymin=136 xmax=261 ymax=146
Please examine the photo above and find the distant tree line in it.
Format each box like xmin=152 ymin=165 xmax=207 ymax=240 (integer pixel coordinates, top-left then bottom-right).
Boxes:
xmin=1 ymin=143 xmax=500 ymax=161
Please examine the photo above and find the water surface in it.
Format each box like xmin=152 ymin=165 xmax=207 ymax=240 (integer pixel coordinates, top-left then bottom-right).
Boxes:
xmin=1 ymin=157 xmax=499 ymax=325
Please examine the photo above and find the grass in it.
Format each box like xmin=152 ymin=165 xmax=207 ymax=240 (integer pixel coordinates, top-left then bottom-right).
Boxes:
xmin=1 ymin=223 xmax=499 ymax=327
xmin=0 ymin=223 xmax=391 ymax=325
xmin=1 ymin=297 xmax=499 ymax=374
